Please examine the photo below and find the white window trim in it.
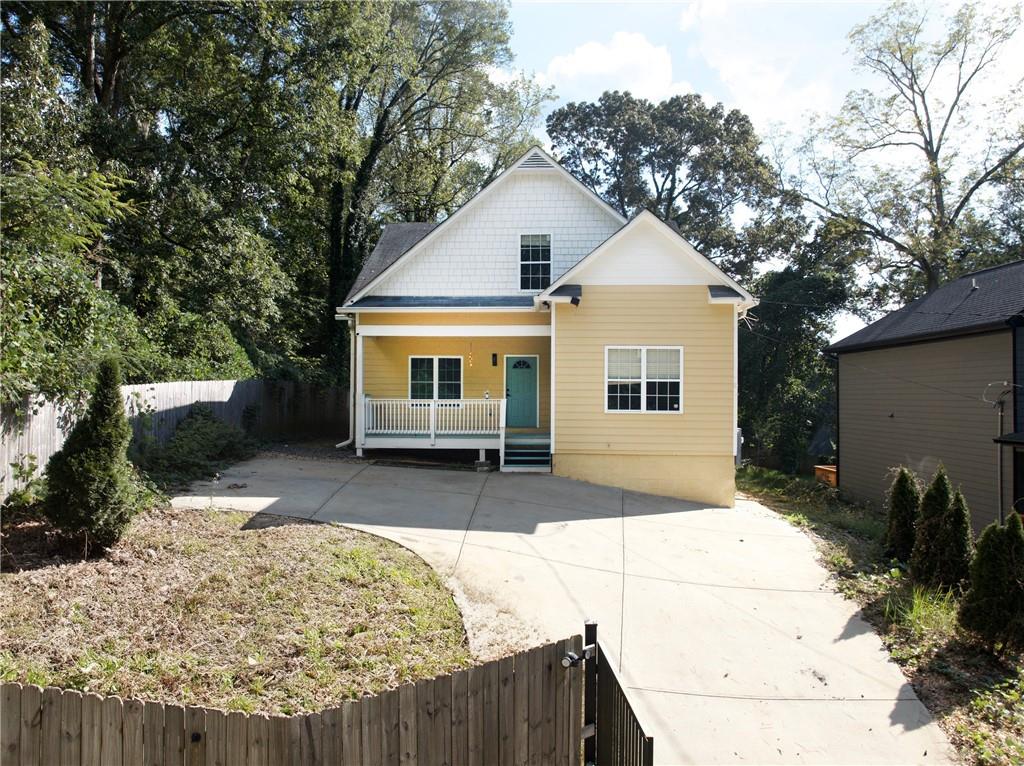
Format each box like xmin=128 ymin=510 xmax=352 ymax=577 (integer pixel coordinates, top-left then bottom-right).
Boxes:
xmin=518 ymin=233 xmax=553 ymax=293
xmin=603 ymin=346 xmax=684 ymax=415
xmin=502 ymin=354 xmax=541 ymax=428
xmin=408 ymin=355 xmax=464 ymax=401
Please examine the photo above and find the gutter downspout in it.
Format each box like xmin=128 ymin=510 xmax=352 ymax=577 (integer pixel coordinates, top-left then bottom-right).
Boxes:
xmin=335 ymin=313 xmax=356 ymax=449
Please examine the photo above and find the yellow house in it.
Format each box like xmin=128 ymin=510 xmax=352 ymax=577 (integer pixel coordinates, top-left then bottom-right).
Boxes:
xmin=337 ymin=147 xmax=757 ymax=507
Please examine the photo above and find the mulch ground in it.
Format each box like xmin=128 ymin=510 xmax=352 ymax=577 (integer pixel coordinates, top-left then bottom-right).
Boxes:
xmin=0 ymin=506 xmax=472 ymax=715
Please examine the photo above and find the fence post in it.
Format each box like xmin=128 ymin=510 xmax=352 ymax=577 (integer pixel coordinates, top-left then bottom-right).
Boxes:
xmin=584 ymin=620 xmax=597 ymax=766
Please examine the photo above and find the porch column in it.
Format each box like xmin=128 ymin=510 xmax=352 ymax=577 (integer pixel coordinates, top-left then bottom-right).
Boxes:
xmin=355 ymin=331 xmax=365 ymax=456
xmin=550 ymin=303 xmax=557 ymax=455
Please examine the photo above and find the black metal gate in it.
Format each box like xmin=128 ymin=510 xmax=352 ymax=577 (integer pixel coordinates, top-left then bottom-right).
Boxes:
xmin=574 ymin=621 xmax=654 ymax=766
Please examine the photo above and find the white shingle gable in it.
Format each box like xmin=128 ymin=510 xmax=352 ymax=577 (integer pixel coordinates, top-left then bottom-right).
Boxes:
xmin=372 ymin=171 xmax=622 ymax=297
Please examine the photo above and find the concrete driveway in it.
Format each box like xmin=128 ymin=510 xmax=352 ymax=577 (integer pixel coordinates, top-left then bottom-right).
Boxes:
xmin=174 ymin=456 xmax=953 ymax=765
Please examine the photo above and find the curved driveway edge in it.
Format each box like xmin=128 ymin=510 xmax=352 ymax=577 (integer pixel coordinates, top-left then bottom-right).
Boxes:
xmin=174 ymin=457 xmax=954 ymax=765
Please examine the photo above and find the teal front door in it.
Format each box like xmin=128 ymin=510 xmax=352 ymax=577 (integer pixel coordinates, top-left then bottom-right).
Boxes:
xmin=505 ymin=356 xmax=538 ymax=427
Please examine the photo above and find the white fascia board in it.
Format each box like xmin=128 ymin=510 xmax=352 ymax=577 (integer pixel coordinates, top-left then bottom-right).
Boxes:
xmin=357 ymin=324 xmax=551 ymax=337
xmin=541 ymin=210 xmax=757 ymax=308
xmin=339 ymin=305 xmax=539 ymax=313
xmin=344 ymin=145 xmax=626 ymax=307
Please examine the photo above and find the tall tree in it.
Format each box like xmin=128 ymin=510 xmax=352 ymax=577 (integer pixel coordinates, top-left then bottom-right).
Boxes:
xmin=791 ymin=1 xmax=1023 ymax=306
xmin=547 ymin=90 xmax=801 ymax=279
xmin=1 ymin=1 xmax=543 ymax=399
xmin=738 ymin=228 xmax=852 ymax=472
xmin=323 ymin=1 xmax=534 ymax=372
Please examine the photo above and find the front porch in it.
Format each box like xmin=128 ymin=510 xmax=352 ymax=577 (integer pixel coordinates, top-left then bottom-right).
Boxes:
xmin=352 ymin=317 xmax=552 ymax=471
xmin=357 ymin=397 xmax=551 ymax=471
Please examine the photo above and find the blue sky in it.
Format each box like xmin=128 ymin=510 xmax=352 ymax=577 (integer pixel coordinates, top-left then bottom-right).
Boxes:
xmin=506 ymin=1 xmax=885 ymax=136
xmin=500 ymin=0 xmax=895 ymax=340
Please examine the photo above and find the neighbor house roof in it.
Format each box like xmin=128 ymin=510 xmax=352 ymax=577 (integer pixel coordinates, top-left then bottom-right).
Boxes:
xmin=344 ymin=222 xmax=438 ymax=303
xmin=827 ymin=260 xmax=1024 ymax=354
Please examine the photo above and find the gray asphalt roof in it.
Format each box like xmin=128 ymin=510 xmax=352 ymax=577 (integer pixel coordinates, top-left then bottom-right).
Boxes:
xmin=827 ymin=260 xmax=1024 ymax=353
xmin=709 ymin=285 xmax=742 ymax=299
xmin=550 ymin=285 xmax=582 ymax=298
xmin=344 ymin=223 xmax=438 ymax=303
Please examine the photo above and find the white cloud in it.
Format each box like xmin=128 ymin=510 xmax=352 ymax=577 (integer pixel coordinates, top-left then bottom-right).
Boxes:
xmin=678 ymin=3 xmax=852 ymax=133
xmin=539 ymin=31 xmax=693 ymax=103
xmin=679 ymin=0 xmax=730 ymax=32
xmin=484 ymin=65 xmax=519 ymax=87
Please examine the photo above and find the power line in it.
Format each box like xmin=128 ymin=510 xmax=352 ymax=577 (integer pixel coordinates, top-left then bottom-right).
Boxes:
xmin=756 ymin=298 xmax=1022 ymax=320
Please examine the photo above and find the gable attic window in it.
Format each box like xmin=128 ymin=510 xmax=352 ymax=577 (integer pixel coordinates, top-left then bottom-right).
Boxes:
xmin=606 ymin=347 xmax=683 ymax=413
xmin=520 ymin=234 xmax=551 ymax=290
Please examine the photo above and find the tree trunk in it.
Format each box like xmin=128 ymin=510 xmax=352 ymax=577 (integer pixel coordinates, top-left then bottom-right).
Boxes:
xmin=79 ymin=2 xmax=97 ymax=99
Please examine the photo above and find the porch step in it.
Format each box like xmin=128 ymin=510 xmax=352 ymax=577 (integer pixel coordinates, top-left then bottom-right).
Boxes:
xmin=504 ymin=432 xmax=551 ymax=446
xmin=502 ymin=438 xmax=551 ymax=472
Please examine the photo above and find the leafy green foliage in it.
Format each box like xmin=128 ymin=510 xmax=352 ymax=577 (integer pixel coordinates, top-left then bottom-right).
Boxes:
xmin=935 ymin=489 xmax=975 ymax=592
xmin=1 ymin=2 xmax=543 ymax=403
xmin=738 ymin=263 xmax=849 ymax=472
xmin=886 ymin=467 xmax=921 ymax=562
xmin=43 ymin=359 xmax=140 ymax=554
xmin=2 ymin=455 xmax=46 ymax=518
xmin=959 ymin=513 xmax=1024 ymax=654
xmin=547 ymin=90 xmax=800 ymax=280
xmin=138 ymin=406 xmax=256 ymax=489
xmin=792 ymin=2 xmax=1024 ymax=306
xmin=911 ymin=466 xmax=953 ymax=586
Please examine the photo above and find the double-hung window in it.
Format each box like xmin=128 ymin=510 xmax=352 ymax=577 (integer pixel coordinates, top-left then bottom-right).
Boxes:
xmin=410 ymin=356 xmax=462 ymax=401
xmin=605 ymin=347 xmax=682 ymax=413
xmin=520 ymin=234 xmax=551 ymax=290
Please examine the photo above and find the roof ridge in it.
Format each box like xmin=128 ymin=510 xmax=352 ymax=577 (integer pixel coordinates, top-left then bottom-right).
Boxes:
xmin=949 ymin=258 xmax=1024 ymax=280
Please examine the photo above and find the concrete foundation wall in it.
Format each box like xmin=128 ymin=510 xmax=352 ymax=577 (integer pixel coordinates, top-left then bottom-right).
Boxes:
xmin=553 ymin=453 xmax=735 ymax=507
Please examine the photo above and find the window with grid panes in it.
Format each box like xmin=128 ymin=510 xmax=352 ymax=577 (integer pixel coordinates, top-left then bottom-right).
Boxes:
xmin=606 ymin=347 xmax=682 ymax=412
xmin=409 ymin=357 xmax=462 ymax=400
xmin=519 ymin=234 xmax=551 ymax=290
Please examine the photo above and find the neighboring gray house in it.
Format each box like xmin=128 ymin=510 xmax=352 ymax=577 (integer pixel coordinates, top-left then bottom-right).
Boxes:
xmin=828 ymin=261 xmax=1024 ymax=531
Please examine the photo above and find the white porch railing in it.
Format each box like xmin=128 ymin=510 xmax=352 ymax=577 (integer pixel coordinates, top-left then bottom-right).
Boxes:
xmin=361 ymin=397 xmax=506 ymax=449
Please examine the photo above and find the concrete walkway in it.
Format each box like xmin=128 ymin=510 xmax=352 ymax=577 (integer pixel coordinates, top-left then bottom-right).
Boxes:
xmin=174 ymin=456 xmax=954 ymax=765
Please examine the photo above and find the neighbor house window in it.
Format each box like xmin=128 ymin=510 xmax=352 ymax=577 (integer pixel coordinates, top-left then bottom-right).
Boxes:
xmin=520 ymin=234 xmax=551 ymax=290
xmin=605 ymin=347 xmax=682 ymax=413
xmin=410 ymin=356 xmax=462 ymax=400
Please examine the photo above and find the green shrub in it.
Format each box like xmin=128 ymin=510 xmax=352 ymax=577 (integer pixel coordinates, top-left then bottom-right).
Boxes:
xmin=2 ymin=454 xmax=47 ymax=518
xmin=934 ymin=489 xmax=974 ymax=592
xmin=139 ymin=405 xmax=256 ymax=488
xmin=43 ymin=358 xmax=139 ymax=554
xmin=886 ymin=467 xmax=920 ymax=562
xmin=959 ymin=512 xmax=1024 ymax=654
xmin=911 ymin=465 xmax=952 ymax=586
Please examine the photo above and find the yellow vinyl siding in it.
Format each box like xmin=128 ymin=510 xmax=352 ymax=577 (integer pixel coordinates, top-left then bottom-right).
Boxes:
xmin=359 ymin=311 xmax=550 ymax=326
xmin=554 ymin=286 xmax=734 ymax=455
xmin=552 ymin=285 xmax=735 ymax=506
xmin=358 ymin=309 xmax=551 ymax=430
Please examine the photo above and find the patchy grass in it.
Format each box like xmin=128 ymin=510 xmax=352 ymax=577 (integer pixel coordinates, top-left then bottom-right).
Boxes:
xmin=738 ymin=464 xmax=1023 ymax=766
xmin=0 ymin=507 xmax=471 ymax=715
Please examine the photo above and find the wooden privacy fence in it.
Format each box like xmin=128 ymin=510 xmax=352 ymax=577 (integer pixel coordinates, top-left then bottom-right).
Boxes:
xmin=0 ymin=636 xmax=583 ymax=766
xmin=577 ymin=623 xmax=653 ymax=766
xmin=1 ymin=380 xmax=348 ymax=497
